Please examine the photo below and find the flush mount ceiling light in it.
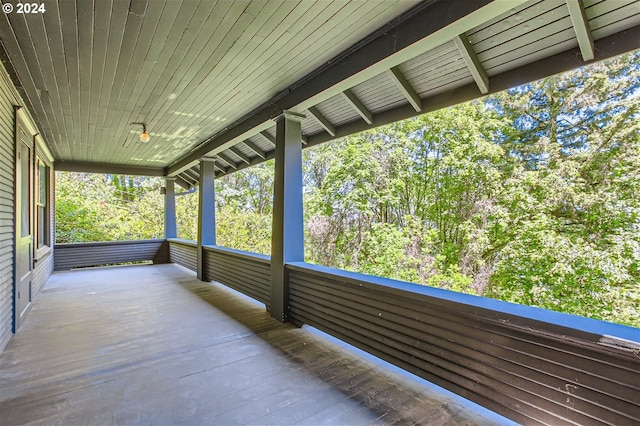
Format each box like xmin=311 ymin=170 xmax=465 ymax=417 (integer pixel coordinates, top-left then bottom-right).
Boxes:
xmin=130 ymin=122 xmax=150 ymax=143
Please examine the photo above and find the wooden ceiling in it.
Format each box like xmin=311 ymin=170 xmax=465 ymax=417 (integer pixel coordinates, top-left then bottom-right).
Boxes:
xmin=0 ymin=0 xmax=639 ymax=187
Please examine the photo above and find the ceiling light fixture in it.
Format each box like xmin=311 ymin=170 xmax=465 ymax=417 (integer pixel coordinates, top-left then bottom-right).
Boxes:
xmin=131 ymin=122 xmax=150 ymax=143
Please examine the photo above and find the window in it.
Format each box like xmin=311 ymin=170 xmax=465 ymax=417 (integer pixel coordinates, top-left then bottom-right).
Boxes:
xmin=36 ymin=158 xmax=50 ymax=250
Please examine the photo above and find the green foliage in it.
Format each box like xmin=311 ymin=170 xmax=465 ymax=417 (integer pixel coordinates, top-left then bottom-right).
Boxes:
xmin=174 ymin=162 xmax=274 ymax=255
xmin=55 ymin=172 xmax=163 ymax=243
xmin=304 ymin=53 xmax=639 ymax=327
xmin=55 ymin=53 xmax=640 ymax=327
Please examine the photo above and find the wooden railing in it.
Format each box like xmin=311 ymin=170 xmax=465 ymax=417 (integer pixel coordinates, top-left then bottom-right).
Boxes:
xmin=93 ymin=239 xmax=640 ymax=425
xmin=286 ymin=262 xmax=640 ymax=425
xmin=204 ymin=245 xmax=271 ymax=305
xmin=167 ymin=238 xmax=197 ymax=271
xmin=54 ymin=240 xmax=168 ymax=271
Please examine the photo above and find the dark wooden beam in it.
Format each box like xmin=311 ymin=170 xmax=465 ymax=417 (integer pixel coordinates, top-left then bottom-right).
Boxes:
xmin=566 ymin=0 xmax=594 ymax=61
xmin=217 ymin=153 xmax=238 ymax=170
xmin=303 ymin=25 xmax=640 ymax=149
xmin=454 ymin=33 xmax=489 ymax=94
xmin=386 ymin=66 xmax=422 ymax=112
xmin=175 ymin=175 xmax=192 ymax=189
xmin=56 ymin=161 xmax=165 ymax=176
xmin=307 ymin=106 xmax=336 ymax=137
xmin=200 ymin=25 xmax=640 ymax=181
xmin=243 ymin=139 xmax=266 ymax=159
xmin=228 ymin=146 xmax=252 ymax=164
xmin=342 ymin=89 xmax=373 ymax=124
xmin=260 ymin=131 xmax=276 ymax=146
xmin=166 ymin=0 xmax=498 ymax=175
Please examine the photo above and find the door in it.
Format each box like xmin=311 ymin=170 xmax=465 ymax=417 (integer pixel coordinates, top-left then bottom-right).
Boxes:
xmin=15 ymin=122 xmax=33 ymax=331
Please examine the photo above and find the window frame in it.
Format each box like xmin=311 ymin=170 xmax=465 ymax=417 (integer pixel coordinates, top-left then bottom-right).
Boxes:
xmin=34 ymin=135 xmax=53 ymax=259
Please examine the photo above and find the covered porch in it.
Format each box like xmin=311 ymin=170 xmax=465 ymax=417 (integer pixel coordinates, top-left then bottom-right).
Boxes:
xmin=0 ymin=0 xmax=638 ymax=424
xmin=0 ymin=263 xmax=505 ymax=425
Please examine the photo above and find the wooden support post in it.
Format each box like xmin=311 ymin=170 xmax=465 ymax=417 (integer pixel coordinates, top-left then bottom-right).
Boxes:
xmin=164 ymin=177 xmax=177 ymax=239
xmin=270 ymin=111 xmax=305 ymax=322
xmin=197 ymin=157 xmax=216 ymax=281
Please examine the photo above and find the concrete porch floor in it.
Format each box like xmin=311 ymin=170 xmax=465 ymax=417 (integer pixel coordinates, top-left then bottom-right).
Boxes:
xmin=0 ymin=264 xmax=510 ymax=425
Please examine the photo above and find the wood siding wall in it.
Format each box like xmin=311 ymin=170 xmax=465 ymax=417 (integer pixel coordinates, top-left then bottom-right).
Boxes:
xmin=286 ymin=262 xmax=640 ymax=426
xmin=0 ymin=61 xmax=15 ymax=352
xmin=0 ymin=61 xmax=54 ymax=351
xmin=32 ymin=250 xmax=53 ymax=296
xmin=167 ymin=239 xmax=197 ymax=272
xmin=204 ymin=246 xmax=270 ymax=306
xmin=54 ymin=240 xmax=169 ymax=271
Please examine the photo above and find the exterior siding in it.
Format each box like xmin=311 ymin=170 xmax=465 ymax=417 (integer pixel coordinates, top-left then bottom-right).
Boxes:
xmin=0 ymin=64 xmax=16 ymax=352
xmin=0 ymin=61 xmax=54 ymax=352
xmin=32 ymin=251 xmax=53 ymax=296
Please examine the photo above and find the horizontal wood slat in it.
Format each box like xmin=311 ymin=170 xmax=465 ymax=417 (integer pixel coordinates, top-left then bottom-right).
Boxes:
xmin=168 ymin=239 xmax=197 ymax=272
xmin=0 ymin=65 xmax=16 ymax=352
xmin=204 ymin=246 xmax=271 ymax=306
xmin=286 ymin=262 xmax=640 ymax=426
xmin=54 ymin=240 xmax=169 ymax=271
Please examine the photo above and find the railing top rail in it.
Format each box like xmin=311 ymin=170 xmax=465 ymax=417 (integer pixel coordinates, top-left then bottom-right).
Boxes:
xmin=55 ymin=239 xmax=166 ymax=248
xmin=287 ymin=261 xmax=640 ymax=346
xmin=203 ymin=244 xmax=271 ymax=263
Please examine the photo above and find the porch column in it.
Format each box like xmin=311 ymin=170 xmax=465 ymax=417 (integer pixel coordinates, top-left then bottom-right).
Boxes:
xmin=163 ymin=177 xmax=177 ymax=239
xmin=270 ymin=111 xmax=305 ymax=322
xmin=197 ymin=157 xmax=216 ymax=281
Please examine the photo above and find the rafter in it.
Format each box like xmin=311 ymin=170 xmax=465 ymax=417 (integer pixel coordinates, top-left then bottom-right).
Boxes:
xmin=166 ymin=1 xmax=527 ymax=176
xmin=174 ymin=176 xmax=192 ymax=189
xmin=217 ymin=153 xmax=238 ymax=170
xmin=228 ymin=146 xmax=252 ymax=164
xmin=454 ymin=33 xmax=489 ymax=94
xmin=342 ymin=89 xmax=373 ymax=124
xmin=386 ymin=66 xmax=421 ymax=112
xmin=307 ymin=106 xmax=336 ymax=137
xmin=242 ymin=139 xmax=266 ymax=159
xmin=55 ymin=160 xmax=165 ymax=176
xmin=182 ymin=168 xmax=199 ymax=183
xmin=566 ymin=0 xmax=594 ymax=61
xmin=260 ymin=130 xmax=276 ymax=146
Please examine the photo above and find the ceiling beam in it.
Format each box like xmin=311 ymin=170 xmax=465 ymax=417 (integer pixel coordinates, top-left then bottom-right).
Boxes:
xmin=56 ymin=161 xmax=165 ymax=176
xmin=387 ymin=66 xmax=422 ymax=112
xmin=175 ymin=176 xmax=192 ymax=190
xmin=260 ymin=130 xmax=276 ymax=146
xmin=566 ymin=0 xmax=594 ymax=61
xmin=302 ymin=25 xmax=640 ymax=150
xmin=177 ymin=173 xmax=197 ymax=188
xmin=166 ymin=0 xmax=524 ymax=175
xmin=454 ymin=33 xmax=489 ymax=94
xmin=342 ymin=89 xmax=373 ymax=125
xmin=243 ymin=139 xmax=266 ymax=159
xmin=307 ymin=106 xmax=336 ymax=137
xmin=217 ymin=153 xmax=238 ymax=170
xmin=228 ymin=146 xmax=252 ymax=164
xmin=176 ymin=23 xmax=640 ymax=181
xmin=182 ymin=168 xmax=199 ymax=182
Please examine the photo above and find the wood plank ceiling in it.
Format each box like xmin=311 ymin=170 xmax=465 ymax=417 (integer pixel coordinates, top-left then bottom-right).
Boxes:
xmin=0 ymin=0 xmax=639 ymax=188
